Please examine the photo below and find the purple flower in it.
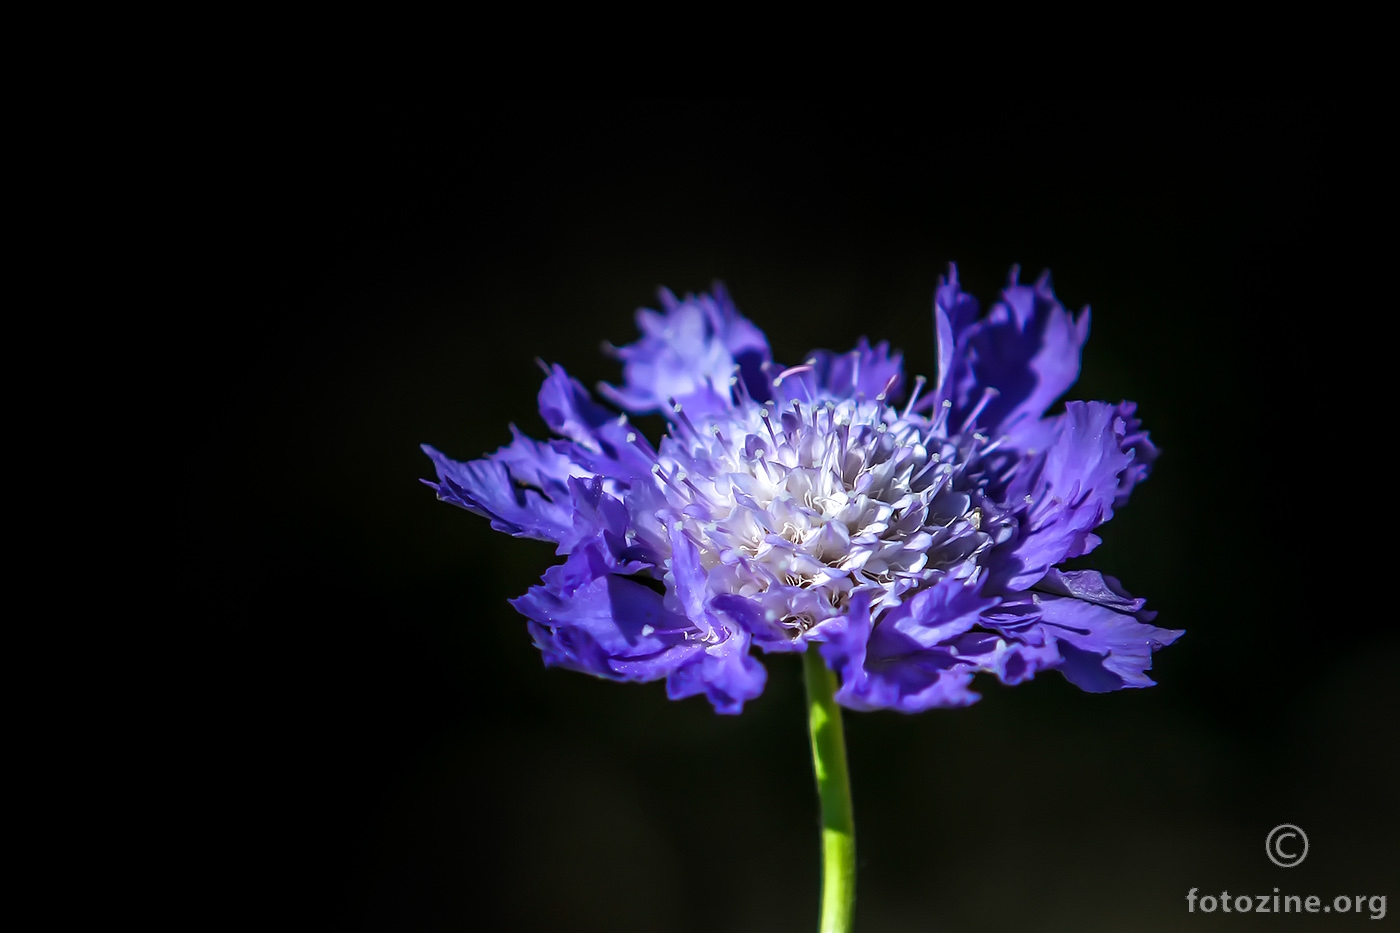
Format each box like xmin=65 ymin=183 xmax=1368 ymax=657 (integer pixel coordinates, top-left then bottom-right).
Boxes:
xmin=423 ymin=268 xmax=1181 ymax=713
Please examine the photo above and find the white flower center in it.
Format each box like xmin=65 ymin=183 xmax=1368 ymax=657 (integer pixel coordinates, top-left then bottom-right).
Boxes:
xmin=650 ymin=393 xmax=1010 ymax=636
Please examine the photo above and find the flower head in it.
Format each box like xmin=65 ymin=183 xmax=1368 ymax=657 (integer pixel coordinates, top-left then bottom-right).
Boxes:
xmin=423 ymin=268 xmax=1181 ymax=713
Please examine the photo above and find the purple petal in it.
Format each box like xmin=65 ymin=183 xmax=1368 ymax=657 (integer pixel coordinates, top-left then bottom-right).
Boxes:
xmin=1037 ymin=591 xmax=1183 ymax=691
xmin=656 ymin=522 xmax=771 ymax=713
xmin=600 ymin=284 xmax=772 ymax=420
xmin=880 ymin=574 xmax=1000 ymax=650
xmin=538 ymin=363 xmax=615 ymax=446
xmin=992 ymin=639 xmax=1063 ymax=686
xmin=935 ymin=263 xmax=982 ymax=335
xmin=840 ymin=641 xmax=981 ymax=712
xmin=421 ymin=442 xmax=575 ymax=545
xmin=666 ymin=523 xmax=717 ymax=639
xmin=817 ymin=591 xmax=874 ymax=701
xmin=1036 ymin=568 xmax=1146 ymax=614
xmin=817 ymin=590 xmax=981 ymax=712
xmin=840 ymin=579 xmax=997 ymax=711
xmin=565 ymin=476 xmax=657 ymax=572
xmin=932 ymin=304 xmax=956 ymax=411
xmin=664 ymin=635 xmax=767 ymax=714
xmin=955 ymin=267 xmax=1090 ymax=436
xmin=993 ymin=401 xmax=1138 ymax=590
xmin=512 ymin=545 xmax=705 ymax=683
xmin=537 ymin=364 xmax=656 ymax=482
xmin=929 ymin=263 xmax=981 ymax=411
xmin=1110 ymin=400 xmax=1157 ymax=509
xmin=800 ymin=338 xmax=904 ymax=404
xmin=711 ymin=592 xmax=791 ymax=648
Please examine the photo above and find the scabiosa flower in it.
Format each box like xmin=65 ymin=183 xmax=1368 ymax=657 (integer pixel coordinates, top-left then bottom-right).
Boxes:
xmin=423 ymin=267 xmax=1181 ymax=714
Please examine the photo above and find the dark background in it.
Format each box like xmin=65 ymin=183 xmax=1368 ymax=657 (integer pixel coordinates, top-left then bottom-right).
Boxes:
xmin=180 ymin=100 xmax=1396 ymax=930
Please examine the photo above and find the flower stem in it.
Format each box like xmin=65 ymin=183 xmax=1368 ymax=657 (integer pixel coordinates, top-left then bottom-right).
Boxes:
xmin=803 ymin=647 xmax=855 ymax=933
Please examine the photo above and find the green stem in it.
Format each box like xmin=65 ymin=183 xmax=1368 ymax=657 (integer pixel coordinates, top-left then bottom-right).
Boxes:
xmin=802 ymin=647 xmax=856 ymax=933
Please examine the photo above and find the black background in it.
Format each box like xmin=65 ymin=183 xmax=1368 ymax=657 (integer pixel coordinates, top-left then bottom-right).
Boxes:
xmin=180 ymin=100 xmax=1396 ymax=931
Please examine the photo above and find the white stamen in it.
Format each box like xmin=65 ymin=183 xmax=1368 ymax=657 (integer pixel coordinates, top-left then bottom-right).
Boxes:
xmin=903 ymin=375 xmax=927 ymax=418
xmin=772 ymin=363 xmax=814 ymax=387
